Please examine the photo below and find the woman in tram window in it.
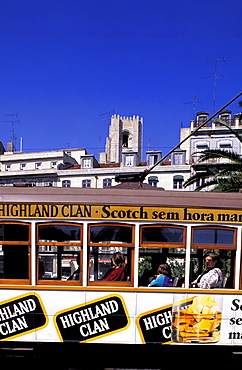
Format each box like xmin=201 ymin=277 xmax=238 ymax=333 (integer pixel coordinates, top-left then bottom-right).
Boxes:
xmin=102 ymin=252 xmax=127 ymax=281
xmin=148 ymin=263 xmax=173 ymax=287
xmin=191 ymin=252 xmax=223 ymax=289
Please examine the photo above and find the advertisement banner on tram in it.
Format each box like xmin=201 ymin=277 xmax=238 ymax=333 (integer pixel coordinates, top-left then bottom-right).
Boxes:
xmin=0 ymin=291 xmax=241 ymax=345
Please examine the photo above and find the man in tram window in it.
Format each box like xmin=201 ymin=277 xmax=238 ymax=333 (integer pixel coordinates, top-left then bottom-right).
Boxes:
xmin=102 ymin=252 xmax=127 ymax=281
xmin=191 ymin=252 xmax=223 ymax=289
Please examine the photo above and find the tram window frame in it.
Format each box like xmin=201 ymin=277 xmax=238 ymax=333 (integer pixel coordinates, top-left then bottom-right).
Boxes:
xmin=192 ymin=226 xmax=236 ymax=250
xmin=191 ymin=226 xmax=237 ymax=289
xmin=87 ymin=223 xmax=135 ymax=286
xmin=36 ymin=222 xmax=83 ymax=286
xmin=139 ymin=225 xmax=186 ymax=287
xmin=0 ymin=222 xmax=31 ymax=284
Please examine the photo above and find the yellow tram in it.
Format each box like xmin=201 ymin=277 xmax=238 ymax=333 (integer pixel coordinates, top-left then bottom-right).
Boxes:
xmin=0 ymin=185 xmax=242 ymax=354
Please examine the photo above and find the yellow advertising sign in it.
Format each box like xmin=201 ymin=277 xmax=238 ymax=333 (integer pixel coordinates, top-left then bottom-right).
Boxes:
xmin=0 ymin=202 xmax=242 ymax=223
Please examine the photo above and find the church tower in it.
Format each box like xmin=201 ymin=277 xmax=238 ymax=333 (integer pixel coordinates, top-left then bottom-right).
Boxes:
xmin=99 ymin=114 xmax=143 ymax=164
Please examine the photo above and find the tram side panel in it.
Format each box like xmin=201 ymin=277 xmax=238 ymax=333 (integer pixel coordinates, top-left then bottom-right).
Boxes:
xmin=35 ymin=290 xmax=242 ymax=346
xmin=32 ymin=290 xmax=136 ymax=344
xmin=0 ymin=289 xmax=242 ymax=346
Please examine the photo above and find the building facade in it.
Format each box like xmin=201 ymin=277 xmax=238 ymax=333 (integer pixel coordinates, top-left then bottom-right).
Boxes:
xmin=180 ymin=110 xmax=242 ymax=190
xmin=0 ymin=110 xmax=241 ymax=190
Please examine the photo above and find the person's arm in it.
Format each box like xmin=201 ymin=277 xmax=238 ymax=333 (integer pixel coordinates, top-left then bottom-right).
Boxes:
xmin=148 ymin=275 xmax=165 ymax=287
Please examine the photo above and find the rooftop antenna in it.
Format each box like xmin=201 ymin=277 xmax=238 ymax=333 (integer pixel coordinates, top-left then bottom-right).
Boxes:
xmin=99 ymin=110 xmax=115 ymax=122
xmin=200 ymin=58 xmax=226 ymax=112
xmin=184 ymin=96 xmax=201 ymax=120
xmin=4 ymin=113 xmax=20 ymax=151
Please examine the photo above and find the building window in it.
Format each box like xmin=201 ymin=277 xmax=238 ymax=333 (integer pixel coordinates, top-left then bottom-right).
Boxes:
xmin=149 ymin=155 xmax=158 ymax=166
xmin=103 ymin=178 xmax=112 ymax=188
xmin=173 ymin=175 xmax=184 ymax=189
xmin=35 ymin=162 xmax=42 ymax=170
xmin=125 ymin=155 xmax=134 ymax=166
xmin=62 ymin=180 xmax=71 ymax=187
xmin=196 ymin=144 xmax=209 ymax=151
xmin=82 ymin=179 xmax=91 ymax=188
xmin=146 ymin=152 xmax=162 ymax=166
xmin=219 ymin=141 xmax=232 ymax=151
xmin=219 ymin=113 xmax=231 ymax=124
xmin=173 ymin=153 xmax=184 ymax=165
xmin=82 ymin=158 xmax=92 ymax=168
xmin=195 ymin=112 xmax=210 ymax=127
xmin=51 ymin=162 xmax=57 ymax=168
xmin=196 ymin=178 xmax=206 ymax=188
xmin=5 ymin=164 xmax=11 ymax=171
xmin=20 ymin=163 xmax=26 ymax=170
xmin=148 ymin=176 xmax=158 ymax=187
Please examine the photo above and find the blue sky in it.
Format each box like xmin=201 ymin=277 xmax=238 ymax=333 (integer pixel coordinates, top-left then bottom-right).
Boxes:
xmin=0 ymin=0 xmax=241 ymax=160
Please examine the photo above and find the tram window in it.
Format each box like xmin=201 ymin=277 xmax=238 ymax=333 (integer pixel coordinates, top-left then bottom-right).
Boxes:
xmin=139 ymin=225 xmax=186 ymax=287
xmin=38 ymin=223 xmax=81 ymax=242
xmin=37 ymin=223 xmax=82 ymax=284
xmin=38 ymin=245 xmax=82 ymax=281
xmin=0 ymin=223 xmax=29 ymax=242
xmin=88 ymin=224 xmax=134 ymax=286
xmin=89 ymin=247 xmax=132 ymax=282
xmin=191 ymin=227 xmax=236 ymax=288
xmin=90 ymin=225 xmax=133 ymax=244
xmin=142 ymin=226 xmax=184 ymax=244
xmin=0 ymin=223 xmax=30 ymax=282
xmin=193 ymin=228 xmax=235 ymax=246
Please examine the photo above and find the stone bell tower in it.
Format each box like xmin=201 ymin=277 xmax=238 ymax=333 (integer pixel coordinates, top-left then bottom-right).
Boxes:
xmin=99 ymin=114 xmax=143 ymax=164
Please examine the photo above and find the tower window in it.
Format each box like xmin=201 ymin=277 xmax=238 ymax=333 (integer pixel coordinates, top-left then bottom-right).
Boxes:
xmin=122 ymin=131 xmax=130 ymax=148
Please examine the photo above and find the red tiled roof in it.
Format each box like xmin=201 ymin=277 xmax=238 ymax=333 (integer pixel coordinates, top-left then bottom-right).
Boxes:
xmin=99 ymin=163 xmax=121 ymax=168
xmin=112 ymin=182 xmax=164 ymax=190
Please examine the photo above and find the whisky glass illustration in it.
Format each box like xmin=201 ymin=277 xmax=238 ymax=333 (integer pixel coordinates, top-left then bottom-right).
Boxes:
xmin=172 ymin=296 xmax=222 ymax=343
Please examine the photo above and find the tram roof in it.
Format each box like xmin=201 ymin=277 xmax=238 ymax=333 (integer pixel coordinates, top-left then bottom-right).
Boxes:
xmin=0 ymin=186 xmax=242 ymax=209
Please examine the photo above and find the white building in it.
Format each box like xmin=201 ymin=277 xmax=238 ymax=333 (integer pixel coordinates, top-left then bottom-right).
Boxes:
xmin=1 ymin=110 xmax=240 ymax=191
xmin=180 ymin=110 xmax=242 ymax=190
xmin=0 ymin=114 xmax=191 ymax=190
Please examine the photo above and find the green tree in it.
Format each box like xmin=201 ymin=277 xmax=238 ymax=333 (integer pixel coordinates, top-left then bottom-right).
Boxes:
xmin=184 ymin=119 xmax=242 ymax=192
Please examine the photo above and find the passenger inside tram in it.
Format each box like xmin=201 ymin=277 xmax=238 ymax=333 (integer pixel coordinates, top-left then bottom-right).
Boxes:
xmin=102 ymin=252 xmax=127 ymax=281
xmin=190 ymin=252 xmax=223 ymax=289
xmin=148 ymin=263 xmax=173 ymax=287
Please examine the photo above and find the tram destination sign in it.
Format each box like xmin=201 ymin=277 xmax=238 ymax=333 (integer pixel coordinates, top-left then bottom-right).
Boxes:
xmin=54 ymin=294 xmax=130 ymax=342
xmin=0 ymin=202 xmax=242 ymax=224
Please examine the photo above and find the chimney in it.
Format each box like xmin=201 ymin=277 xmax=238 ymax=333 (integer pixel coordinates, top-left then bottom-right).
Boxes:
xmin=7 ymin=142 xmax=14 ymax=152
